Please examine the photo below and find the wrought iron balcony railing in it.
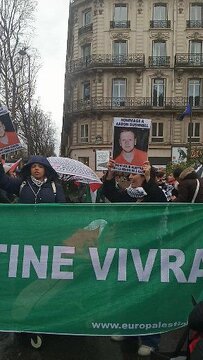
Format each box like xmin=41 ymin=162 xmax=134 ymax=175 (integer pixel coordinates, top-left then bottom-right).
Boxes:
xmin=67 ymin=97 xmax=203 ymax=114
xmin=110 ymin=20 xmax=130 ymax=29
xmin=175 ymin=53 xmax=203 ymax=66
xmin=78 ymin=23 xmax=93 ymax=36
xmin=150 ymin=20 xmax=171 ymax=28
xmin=148 ymin=56 xmax=170 ymax=67
xmin=67 ymin=54 xmax=145 ymax=73
xmin=186 ymin=20 xmax=203 ymax=28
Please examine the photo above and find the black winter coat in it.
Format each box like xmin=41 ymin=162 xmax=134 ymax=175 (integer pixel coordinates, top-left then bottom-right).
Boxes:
xmin=102 ymin=177 xmax=167 ymax=203
xmin=0 ymin=164 xmax=66 ymax=204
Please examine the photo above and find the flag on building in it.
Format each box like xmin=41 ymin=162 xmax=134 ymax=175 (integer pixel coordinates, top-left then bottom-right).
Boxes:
xmin=177 ymin=103 xmax=192 ymax=121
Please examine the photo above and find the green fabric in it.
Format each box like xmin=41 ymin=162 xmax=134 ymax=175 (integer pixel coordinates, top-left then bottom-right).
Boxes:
xmin=0 ymin=203 xmax=202 ymax=336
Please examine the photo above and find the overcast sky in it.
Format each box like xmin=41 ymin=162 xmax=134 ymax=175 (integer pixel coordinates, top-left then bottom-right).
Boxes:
xmin=33 ymin=0 xmax=69 ymax=153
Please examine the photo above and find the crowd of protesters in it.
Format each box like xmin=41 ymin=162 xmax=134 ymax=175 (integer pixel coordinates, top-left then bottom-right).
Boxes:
xmin=0 ymin=154 xmax=203 ymax=356
xmin=1 ymin=155 xmax=202 ymax=205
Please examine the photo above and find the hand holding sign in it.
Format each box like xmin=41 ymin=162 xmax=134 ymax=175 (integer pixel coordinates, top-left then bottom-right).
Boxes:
xmin=142 ymin=161 xmax=151 ymax=183
xmin=106 ymin=159 xmax=116 ymax=180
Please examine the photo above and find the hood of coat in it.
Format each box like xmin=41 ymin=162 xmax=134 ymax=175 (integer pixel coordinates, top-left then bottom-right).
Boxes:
xmin=21 ymin=155 xmax=58 ymax=178
xmin=179 ymin=167 xmax=198 ymax=181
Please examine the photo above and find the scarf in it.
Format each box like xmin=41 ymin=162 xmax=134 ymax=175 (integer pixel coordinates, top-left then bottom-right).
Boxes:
xmin=31 ymin=175 xmax=47 ymax=187
xmin=126 ymin=185 xmax=147 ymax=199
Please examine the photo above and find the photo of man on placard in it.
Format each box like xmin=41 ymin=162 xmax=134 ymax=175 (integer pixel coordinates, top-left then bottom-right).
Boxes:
xmin=112 ymin=117 xmax=151 ymax=173
xmin=114 ymin=128 xmax=148 ymax=166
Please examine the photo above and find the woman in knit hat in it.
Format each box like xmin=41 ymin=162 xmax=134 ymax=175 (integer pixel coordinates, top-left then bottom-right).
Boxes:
xmin=173 ymin=166 xmax=203 ymax=203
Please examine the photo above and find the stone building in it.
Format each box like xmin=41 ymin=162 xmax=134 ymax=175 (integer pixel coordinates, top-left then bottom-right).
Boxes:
xmin=61 ymin=0 xmax=203 ymax=170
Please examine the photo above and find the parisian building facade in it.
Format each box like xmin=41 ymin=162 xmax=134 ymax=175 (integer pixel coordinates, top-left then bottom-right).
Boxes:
xmin=61 ymin=0 xmax=203 ymax=171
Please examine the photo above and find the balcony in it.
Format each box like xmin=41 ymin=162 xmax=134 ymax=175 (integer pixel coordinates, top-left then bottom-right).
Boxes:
xmin=175 ymin=53 xmax=203 ymax=67
xmin=67 ymin=97 xmax=203 ymax=115
xmin=110 ymin=20 xmax=130 ymax=29
xmin=148 ymin=56 xmax=170 ymax=67
xmin=150 ymin=20 xmax=171 ymax=28
xmin=67 ymin=54 xmax=145 ymax=73
xmin=186 ymin=20 xmax=203 ymax=28
xmin=78 ymin=23 xmax=93 ymax=36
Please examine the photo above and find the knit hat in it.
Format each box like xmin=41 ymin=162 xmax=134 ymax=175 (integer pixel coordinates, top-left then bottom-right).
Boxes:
xmin=179 ymin=167 xmax=196 ymax=180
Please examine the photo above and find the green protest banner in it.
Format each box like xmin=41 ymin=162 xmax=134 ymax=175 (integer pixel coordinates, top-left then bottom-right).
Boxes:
xmin=0 ymin=203 xmax=202 ymax=336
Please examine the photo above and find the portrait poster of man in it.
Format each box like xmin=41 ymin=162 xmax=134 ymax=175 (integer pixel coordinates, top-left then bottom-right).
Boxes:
xmin=112 ymin=117 xmax=151 ymax=173
xmin=0 ymin=106 xmax=23 ymax=155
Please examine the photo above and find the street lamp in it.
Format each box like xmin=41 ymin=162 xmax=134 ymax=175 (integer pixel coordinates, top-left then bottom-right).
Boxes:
xmin=19 ymin=48 xmax=31 ymax=155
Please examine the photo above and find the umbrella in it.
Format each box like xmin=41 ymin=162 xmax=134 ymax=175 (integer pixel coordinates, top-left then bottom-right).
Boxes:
xmin=48 ymin=157 xmax=102 ymax=190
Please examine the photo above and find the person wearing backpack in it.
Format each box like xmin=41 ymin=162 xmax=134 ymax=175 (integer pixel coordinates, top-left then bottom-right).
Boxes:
xmin=0 ymin=155 xmax=66 ymax=349
xmin=0 ymin=155 xmax=66 ymax=203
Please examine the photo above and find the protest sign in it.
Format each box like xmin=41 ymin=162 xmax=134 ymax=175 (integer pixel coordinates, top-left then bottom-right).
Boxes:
xmin=172 ymin=147 xmax=187 ymax=163
xmin=112 ymin=117 xmax=151 ymax=173
xmin=0 ymin=203 xmax=202 ymax=336
xmin=96 ymin=150 xmax=110 ymax=171
xmin=0 ymin=106 xmax=23 ymax=155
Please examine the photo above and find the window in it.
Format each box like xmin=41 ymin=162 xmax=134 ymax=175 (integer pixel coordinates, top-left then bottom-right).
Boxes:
xmin=188 ymin=79 xmax=201 ymax=106
xmin=114 ymin=4 xmax=127 ymax=21
xmin=151 ymin=3 xmax=169 ymax=28
xmin=83 ymin=81 xmax=90 ymax=100
xmin=189 ymin=41 xmax=203 ymax=65
xmin=78 ymin=157 xmax=89 ymax=166
xmin=188 ymin=122 xmax=200 ymax=143
xmin=83 ymin=9 xmax=92 ymax=26
xmin=80 ymin=124 xmax=89 ymax=143
xmin=152 ymin=122 xmax=164 ymax=142
xmin=153 ymin=4 xmax=167 ymax=20
xmin=78 ymin=10 xmax=92 ymax=36
xmin=112 ymin=41 xmax=127 ymax=63
xmin=112 ymin=4 xmax=128 ymax=27
xmin=152 ymin=79 xmax=165 ymax=107
xmin=112 ymin=79 xmax=126 ymax=107
xmin=152 ymin=41 xmax=167 ymax=66
xmin=82 ymin=44 xmax=91 ymax=62
xmin=189 ymin=4 xmax=203 ymax=27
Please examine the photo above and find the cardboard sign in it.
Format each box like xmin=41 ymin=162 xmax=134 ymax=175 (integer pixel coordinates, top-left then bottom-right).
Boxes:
xmin=112 ymin=117 xmax=151 ymax=173
xmin=0 ymin=106 xmax=23 ymax=155
xmin=96 ymin=150 xmax=110 ymax=171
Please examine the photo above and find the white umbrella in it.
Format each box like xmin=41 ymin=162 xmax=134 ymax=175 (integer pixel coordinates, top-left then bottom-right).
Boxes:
xmin=48 ymin=157 xmax=102 ymax=188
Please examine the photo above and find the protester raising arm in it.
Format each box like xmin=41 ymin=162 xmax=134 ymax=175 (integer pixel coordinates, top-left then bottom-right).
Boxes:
xmin=102 ymin=159 xmax=166 ymax=354
xmin=102 ymin=159 xmax=132 ymax=202
xmin=0 ymin=160 xmax=21 ymax=195
xmin=102 ymin=160 xmax=167 ymax=203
